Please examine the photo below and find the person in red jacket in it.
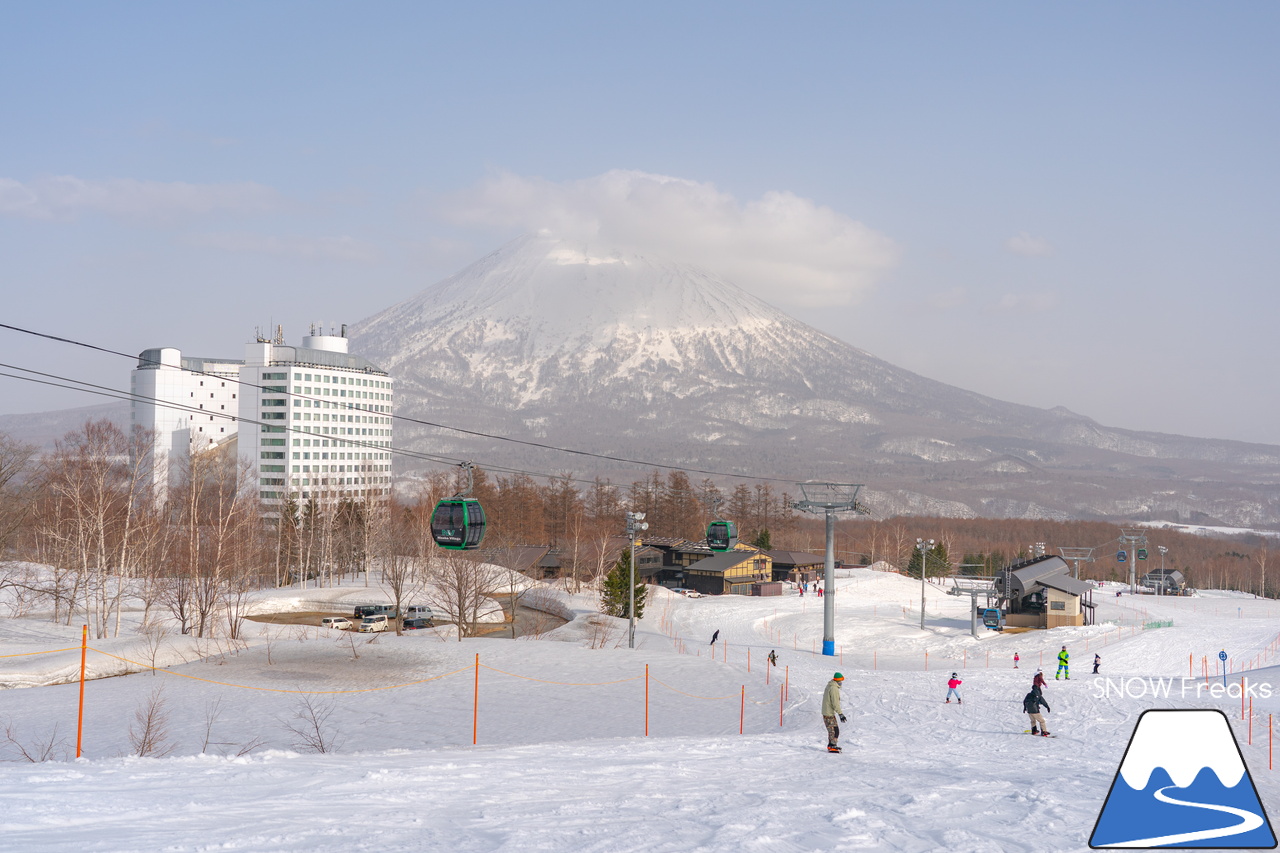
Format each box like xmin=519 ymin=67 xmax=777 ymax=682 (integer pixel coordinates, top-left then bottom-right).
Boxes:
xmin=1033 ymin=669 xmax=1047 ymax=691
xmin=945 ymin=672 xmax=963 ymax=704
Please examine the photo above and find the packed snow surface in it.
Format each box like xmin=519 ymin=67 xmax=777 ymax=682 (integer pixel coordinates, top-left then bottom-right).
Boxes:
xmin=1 ymin=570 xmax=1278 ymax=852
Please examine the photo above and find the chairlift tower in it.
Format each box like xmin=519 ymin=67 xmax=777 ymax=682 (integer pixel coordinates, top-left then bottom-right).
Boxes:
xmin=1118 ymin=528 xmax=1149 ymax=594
xmin=792 ymin=482 xmax=869 ymax=656
xmin=1058 ymin=547 xmax=1096 ymax=580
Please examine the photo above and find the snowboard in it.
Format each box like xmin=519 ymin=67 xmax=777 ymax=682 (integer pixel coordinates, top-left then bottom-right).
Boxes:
xmin=1023 ymin=730 xmax=1057 ymax=737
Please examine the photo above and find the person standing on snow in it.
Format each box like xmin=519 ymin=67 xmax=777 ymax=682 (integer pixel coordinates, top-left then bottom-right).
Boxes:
xmin=1024 ymin=686 xmax=1051 ymax=736
xmin=1056 ymin=645 xmax=1070 ymax=680
xmin=822 ymin=672 xmax=847 ymax=753
xmin=710 ymin=629 xmax=720 ymax=646
xmin=1092 ymin=653 xmax=1101 ymax=674
xmin=1033 ymin=669 xmax=1047 ymax=691
xmin=768 ymin=650 xmax=778 ymax=667
xmin=1013 ymin=652 xmax=1020 ymax=669
xmin=945 ymin=672 xmax=963 ymax=704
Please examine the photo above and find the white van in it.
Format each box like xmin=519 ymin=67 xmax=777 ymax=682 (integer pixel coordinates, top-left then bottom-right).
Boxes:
xmin=358 ymin=614 xmax=390 ymax=633
xmin=320 ymin=616 xmax=352 ymax=630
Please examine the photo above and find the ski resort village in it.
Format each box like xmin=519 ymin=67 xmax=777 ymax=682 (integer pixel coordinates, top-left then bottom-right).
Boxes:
xmin=0 ymin=310 xmax=1278 ymax=851
xmin=7 ymin=5 xmax=1280 ymax=852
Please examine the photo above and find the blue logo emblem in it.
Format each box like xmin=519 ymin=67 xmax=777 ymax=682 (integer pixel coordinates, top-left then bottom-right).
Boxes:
xmin=1091 ymin=709 xmax=1276 ymax=848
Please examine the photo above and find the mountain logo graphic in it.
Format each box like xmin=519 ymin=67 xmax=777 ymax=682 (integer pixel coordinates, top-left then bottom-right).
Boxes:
xmin=1090 ymin=709 xmax=1276 ymax=848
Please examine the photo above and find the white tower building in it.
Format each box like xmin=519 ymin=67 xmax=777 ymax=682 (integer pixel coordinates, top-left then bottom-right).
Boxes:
xmin=131 ymin=326 xmax=393 ymax=509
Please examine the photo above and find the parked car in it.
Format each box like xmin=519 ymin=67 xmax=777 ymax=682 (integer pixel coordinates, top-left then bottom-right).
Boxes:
xmin=354 ymin=604 xmax=396 ymax=618
xmin=671 ymin=588 xmax=705 ymax=598
xmin=358 ymin=614 xmax=390 ymax=632
xmin=405 ymin=604 xmax=434 ymax=618
xmin=320 ymin=616 xmax=352 ymax=630
xmin=402 ymin=616 xmax=435 ymax=630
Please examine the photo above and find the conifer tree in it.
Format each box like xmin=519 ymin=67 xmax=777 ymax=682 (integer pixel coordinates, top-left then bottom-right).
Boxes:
xmin=600 ymin=548 xmax=647 ymax=619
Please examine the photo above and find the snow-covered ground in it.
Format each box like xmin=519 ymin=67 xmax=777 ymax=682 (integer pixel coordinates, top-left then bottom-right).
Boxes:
xmin=2 ymin=569 xmax=1278 ymax=852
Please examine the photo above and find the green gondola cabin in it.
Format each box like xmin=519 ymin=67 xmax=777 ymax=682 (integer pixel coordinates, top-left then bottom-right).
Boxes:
xmin=431 ymin=498 xmax=487 ymax=550
xmin=706 ymin=520 xmax=738 ymax=552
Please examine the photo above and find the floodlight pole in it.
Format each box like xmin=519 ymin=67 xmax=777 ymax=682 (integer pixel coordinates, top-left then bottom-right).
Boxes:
xmin=793 ymin=483 xmax=868 ymax=656
xmin=625 ymin=511 xmax=648 ymax=649
xmin=917 ymin=538 xmax=934 ymax=631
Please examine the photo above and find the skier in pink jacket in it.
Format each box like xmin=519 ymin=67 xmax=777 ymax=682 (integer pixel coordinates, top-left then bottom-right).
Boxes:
xmin=945 ymin=673 xmax=963 ymax=704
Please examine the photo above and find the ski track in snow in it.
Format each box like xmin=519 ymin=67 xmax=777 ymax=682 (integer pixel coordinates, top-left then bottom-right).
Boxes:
xmin=1 ymin=572 xmax=1278 ymax=852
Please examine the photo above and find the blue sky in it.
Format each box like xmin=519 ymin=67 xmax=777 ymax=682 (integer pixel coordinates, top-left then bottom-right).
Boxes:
xmin=2 ymin=2 xmax=1277 ymax=444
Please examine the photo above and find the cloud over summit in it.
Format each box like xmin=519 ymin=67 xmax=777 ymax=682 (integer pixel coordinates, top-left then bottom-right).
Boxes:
xmin=442 ymin=170 xmax=899 ymax=307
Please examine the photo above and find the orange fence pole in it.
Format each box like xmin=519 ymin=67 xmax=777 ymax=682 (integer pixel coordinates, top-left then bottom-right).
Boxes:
xmin=472 ymin=653 xmax=479 ymax=745
xmin=76 ymin=625 xmax=87 ymax=759
xmin=740 ymin=686 xmax=745 ymax=734
xmin=645 ymin=664 xmax=650 ymax=737
xmin=1189 ymin=653 xmax=1193 ymax=678
xmin=785 ymin=666 xmax=790 ymax=702
xmin=779 ymin=684 xmax=784 ymax=727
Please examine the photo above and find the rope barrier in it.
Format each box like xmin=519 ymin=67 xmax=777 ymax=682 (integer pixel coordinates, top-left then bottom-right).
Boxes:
xmin=89 ymin=648 xmax=475 ymax=694
xmin=478 ymin=664 xmax=643 ymax=687
xmin=0 ymin=647 xmax=82 ymax=658
xmin=648 ymin=674 xmax=741 ymax=701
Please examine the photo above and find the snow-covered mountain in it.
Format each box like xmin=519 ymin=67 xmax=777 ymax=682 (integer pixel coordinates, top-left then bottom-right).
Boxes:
xmin=350 ymin=234 xmax=1280 ymax=526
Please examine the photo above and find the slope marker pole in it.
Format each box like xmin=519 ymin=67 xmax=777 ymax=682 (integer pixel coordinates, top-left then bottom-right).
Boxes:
xmin=76 ymin=625 xmax=87 ymax=759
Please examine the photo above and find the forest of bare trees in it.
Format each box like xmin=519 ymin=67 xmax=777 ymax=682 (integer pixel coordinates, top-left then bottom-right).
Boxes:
xmin=0 ymin=421 xmax=1274 ymax=643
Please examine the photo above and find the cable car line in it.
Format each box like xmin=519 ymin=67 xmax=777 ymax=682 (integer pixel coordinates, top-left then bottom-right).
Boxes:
xmin=0 ymin=321 xmax=800 ymax=486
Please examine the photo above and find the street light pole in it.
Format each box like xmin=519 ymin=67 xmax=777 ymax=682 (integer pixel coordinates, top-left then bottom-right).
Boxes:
xmin=1158 ymin=545 xmax=1168 ymax=596
xmin=917 ymin=538 xmax=934 ymax=631
xmin=625 ymin=511 xmax=648 ymax=649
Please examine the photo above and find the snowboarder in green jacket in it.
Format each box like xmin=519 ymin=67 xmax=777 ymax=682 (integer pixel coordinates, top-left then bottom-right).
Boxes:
xmin=822 ymin=673 xmax=846 ymax=753
xmin=1055 ymin=645 xmax=1070 ymax=680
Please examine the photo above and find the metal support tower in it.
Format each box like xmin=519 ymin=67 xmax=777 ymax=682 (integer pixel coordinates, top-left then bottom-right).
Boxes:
xmin=792 ymin=482 xmax=869 ymax=656
xmin=1118 ymin=528 xmax=1149 ymax=594
xmin=1059 ymin=546 xmax=1096 ymax=580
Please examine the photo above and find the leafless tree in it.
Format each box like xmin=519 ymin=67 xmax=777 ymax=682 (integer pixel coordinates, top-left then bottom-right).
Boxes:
xmin=0 ymin=434 xmax=36 ymax=559
xmin=139 ymin=619 xmax=170 ymax=674
xmin=31 ymin=421 xmax=157 ymax=636
xmin=427 ymin=551 xmax=493 ymax=641
xmin=280 ymin=695 xmax=344 ymax=754
xmin=129 ymin=686 xmax=175 ymax=757
xmin=1 ymin=719 xmax=69 ymax=762
xmin=377 ymin=500 xmax=422 ymax=636
xmin=168 ymin=447 xmax=262 ymax=638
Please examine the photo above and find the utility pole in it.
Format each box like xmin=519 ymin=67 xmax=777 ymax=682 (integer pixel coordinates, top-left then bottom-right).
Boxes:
xmin=792 ymin=483 xmax=868 ymax=656
xmin=625 ymin=511 xmax=648 ymax=649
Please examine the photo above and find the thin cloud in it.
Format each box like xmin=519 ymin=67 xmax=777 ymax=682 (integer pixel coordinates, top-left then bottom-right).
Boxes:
xmin=1005 ymin=231 xmax=1054 ymax=257
xmin=441 ymin=170 xmax=900 ymax=307
xmin=992 ymin=292 xmax=1058 ymax=313
xmin=185 ymin=231 xmax=380 ymax=263
xmin=0 ymin=175 xmax=282 ymax=222
xmin=923 ymin=287 xmax=969 ymax=311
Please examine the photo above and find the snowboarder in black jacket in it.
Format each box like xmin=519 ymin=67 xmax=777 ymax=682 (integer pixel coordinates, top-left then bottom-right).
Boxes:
xmin=1023 ymin=688 xmax=1051 ymax=736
